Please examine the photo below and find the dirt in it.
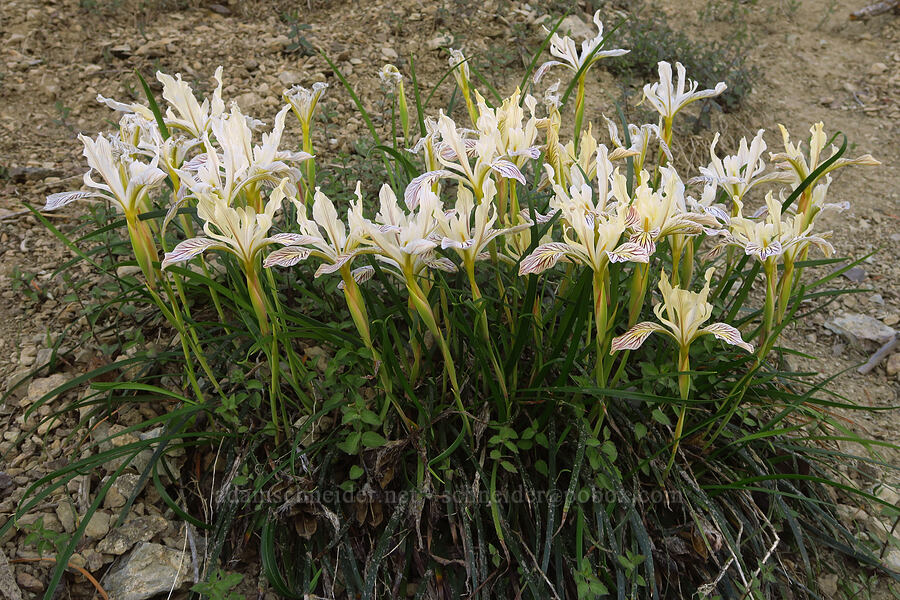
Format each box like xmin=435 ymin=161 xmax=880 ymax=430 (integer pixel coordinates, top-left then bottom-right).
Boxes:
xmin=0 ymin=0 xmax=898 ymax=597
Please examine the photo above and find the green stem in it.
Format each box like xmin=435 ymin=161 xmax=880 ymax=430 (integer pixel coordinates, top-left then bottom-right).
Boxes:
xmin=664 ymin=348 xmax=691 ymax=478
xmin=466 ymin=259 xmax=509 ymax=417
xmin=573 ymin=75 xmax=586 ymax=152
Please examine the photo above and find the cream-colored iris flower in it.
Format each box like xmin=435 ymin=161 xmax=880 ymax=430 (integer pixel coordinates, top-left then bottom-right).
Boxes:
xmin=533 ymin=10 xmax=629 ymax=83
xmin=611 ymin=268 xmax=752 ymax=354
xmin=44 ymin=133 xmax=166 ymax=214
xmin=641 ymin=61 xmax=726 ymax=125
xmin=692 ymin=129 xmax=792 ymax=204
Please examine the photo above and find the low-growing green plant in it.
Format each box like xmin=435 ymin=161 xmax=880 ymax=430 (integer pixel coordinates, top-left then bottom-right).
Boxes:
xmin=3 ymin=10 xmax=897 ymax=600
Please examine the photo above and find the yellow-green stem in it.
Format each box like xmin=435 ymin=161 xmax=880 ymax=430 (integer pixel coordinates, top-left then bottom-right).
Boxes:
xmin=573 ymin=75 xmax=586 ymax=152
xmin=665 ymin=348 xmax=691 ymax=477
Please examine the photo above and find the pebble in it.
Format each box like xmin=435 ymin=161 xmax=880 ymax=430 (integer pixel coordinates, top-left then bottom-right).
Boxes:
xmin=824 ymin=313 xmax=897 ymax=348
xmin=22 ymin=373 xmax=68 ymax=407
xmin=381 ymin=47 xmax=398 ymax=60
xmin=886 ymin=353 xmax=900 ymax=377
xmin=868 ymin=62 xmax=888 ymax=75
xmin=83 ymin=511 xmax=112 ymax=538
xmin=102 ymin=543 xmax=188 ymax=600
xmin=96 ymin=515 xmax=168 ymax=555
xmin=16 ymin=571 xmax=43 ymax=592
xmin=427 ymin=34 xmax=452 ymax=50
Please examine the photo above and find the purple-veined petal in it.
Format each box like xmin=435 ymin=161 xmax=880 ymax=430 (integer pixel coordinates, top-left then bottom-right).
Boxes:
xmin=43 ymin=191 xmax=96 ymax=211
xmin=628 ymin=231 xmax=656 ymax=255
xmin=162 ymin=237 xmax=222 ymax=269
xmin=263 ymin=246 xmax=312 ymax=268
xmin=424 ymin=256 xmax=458 ymax=272
xmin=474 ymin=252 xmax=492 ymax=262
xmin=162 ymin=193 xmax=189 ymax=234
xmin=265 ymin=233 xmax=321 ymax=246
xmin=403 ymin=238 xmax=438 ymax=255
xmin=518 ymin=242 xmax=570 ymax=275
xmin=744 ymin=240 xmax=782 ymax=261
xmin=490 ymin=159 xmax=526 ymax=185
xmin=608 ymin=147 xmax=639 ymax=161
xmin=700 ymin=322 xmax=753 ymax=353
xmin=610 ymin=322 xmax=666 ymax=352
xmin=337 ymin=265 xmax=375 ymax=290
xmin=404 ymin=170 xmax=451 ymax=210
xmin=519 ymin=208 xmax=556 ymax=224
xmin=441 ymin=237 xmax=474 ymax=250
xmin=315 ymin=252 xmax=356 ymax=277
xmin=533 ymin=60 xmax=564 ymax=83
xmin=608 ymin=242 xmax=650 ymax=264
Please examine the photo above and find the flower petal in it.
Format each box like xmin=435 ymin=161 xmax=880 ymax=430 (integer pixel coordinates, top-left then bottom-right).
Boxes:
xmin=490 ymin=159 xmax=526 ymax=185
xmin=338 ymin=265 xmax=375 ymax=290
xmin=265 ymin=233 xmax=322 ymax=246
xmin=610 ymin=322 xmax=666 ymax=352
xmin=518 ymin=242 xmax=570 ymax=275
xmin=43 ymin=191 xmax=97 ymax=211
xmin=405 ymin=170 xmax=451 ymax=210
xmin=162 ymin=237 xmax=223 ymax=269
xmin=607 ymin=242 xmax=650 ymax=264
xmin=263 ymin=246 xmax=312 ymax=268
xmin=315 ymin=252 xmax=356 ymax=277
xmin=700 ymin=323 xmax=753 ymax=353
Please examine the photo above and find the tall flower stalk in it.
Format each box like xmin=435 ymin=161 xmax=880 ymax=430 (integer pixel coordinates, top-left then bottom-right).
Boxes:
xmin=611 ymin=269 xmax=753 ymax=474
xmin=534 ymin=11 xmax=628 ymax=150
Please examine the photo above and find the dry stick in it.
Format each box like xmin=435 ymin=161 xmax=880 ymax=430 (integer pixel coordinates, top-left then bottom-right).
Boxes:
xmin=850 ymin=0 xmax=899 ymax=19
xmin=857 ymin=335 xmax=898 ymax=374
xmin=9 ymin=557 xmax=108 ymax=600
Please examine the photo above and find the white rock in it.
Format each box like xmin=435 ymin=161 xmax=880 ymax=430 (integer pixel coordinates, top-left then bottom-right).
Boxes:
xmin=885 ymin=549 xmax=900 ymax=573
xmin=83 ymin=511 xmax=112 ymax=538
xmin=886 ymin=353 xmax=900 ymax=377
xmin=102 ymin=543 xmax=188 ymax=600
xmin=825 ymin=313 xmax=896 ymax=348
xmin=22 ymin=373 xmax=68 ymax=407
xmin=381 ymin=47 xmax=398 ymax=60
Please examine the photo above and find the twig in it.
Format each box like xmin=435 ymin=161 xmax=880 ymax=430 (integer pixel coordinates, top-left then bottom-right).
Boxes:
xmin=9 ymin=557 xmax=108 ymax=600
xmin=857 ymin=334 xmax=898 ymax=374
xmin=850 ymin=0 xmax=899 ymax=19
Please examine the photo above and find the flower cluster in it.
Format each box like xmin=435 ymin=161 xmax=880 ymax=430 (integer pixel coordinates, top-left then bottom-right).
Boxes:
xmin=46 ymin=21 xmax=878 ymax=448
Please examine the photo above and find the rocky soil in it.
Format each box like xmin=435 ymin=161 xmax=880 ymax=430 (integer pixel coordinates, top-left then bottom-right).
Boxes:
xmin=0 ymin=0 xmax=898 ymax=598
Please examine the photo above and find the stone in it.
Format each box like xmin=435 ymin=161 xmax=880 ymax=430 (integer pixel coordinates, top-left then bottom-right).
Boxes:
xmin=243 ymin=58 xmax=259 ymax=71
xmin=56 ymin=503 xmax=76 ymax=534
xmin=427 ymin=34 xmax=452 ymax=50
xmin=102 ymin=543 xmax=188 ymax=600
xmin=22 ymin=373 xmax=67 ymax=407
xmin=104 ymin=473 xmax=144 ymax=509
xmin=817 ymin=573 xmax=838 ymax=597
xmin=824 ymin=313 xmax=896 ymax=349
xmin=839 ymin=265 xmax=867 ymax=283
xmin=884 ymin=548 xmax=900 ymax=572
xmin=868 ymin=62 xmax=888 ymax=75
xmin=887 ymin=353 xmax=900 ymax=377
xmin=0 ymin=546 xmax=23 ymax=600
xmin=15 ymin=571 xmax=42 ymax=592
xmin=83 ymin=511 xmax=112 ymax=539
xmin=3 ymin=369 xmax=31 ymax=401
xmin=96 ymin=515 xmax=168 ymax=555
xmin=277 ymin=71 xmax=301 ymax=86
xmin=381 ymin=47 xmax=398 ymax=60
xmin=116 ymin=265 xmax=142 ymax=278
xmin=558 ymin=14 xmax=594 ymax=40
xmin=265 ymin=35 xmax=290 ymax=53
xmin=235 ymin=92 xmax=264 ymax=110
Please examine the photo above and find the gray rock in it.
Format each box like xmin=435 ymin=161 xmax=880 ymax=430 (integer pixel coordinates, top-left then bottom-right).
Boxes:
xmin=96 ymin=515 xmax=168 ymax=555
xmin=886 ymin=353 xmax=900 ymax=377
xmin=102 ymin=543 xmax=188 ymax=600
xmin=22 ymin=373 xmax=68 ymax=407
xmin=235 ymin=92 xmax=264 ymax=111
xmin=825 ymin=313 xmax=896 ymax=349
xmin=104 ymin=473 xmax=144 ymax=509
xmin=427 ymin=34 xmax=452 ymax=50
xmin=0 ymin=545 xmax=23 ymax=600
xmin=55 ymin=503 xmax=76 ymax=534
xmin=817 ymin=573 xmax=838 ymax=597
xmin=886 ymin=549 xmax=900 ymax=573
xmin=83 ymin=511 xmax=112 ymax=539
xmin=3 ymin=369 xmax=31 ymax=401
xmin=838 ymin=265 xmax=867 ymax=283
